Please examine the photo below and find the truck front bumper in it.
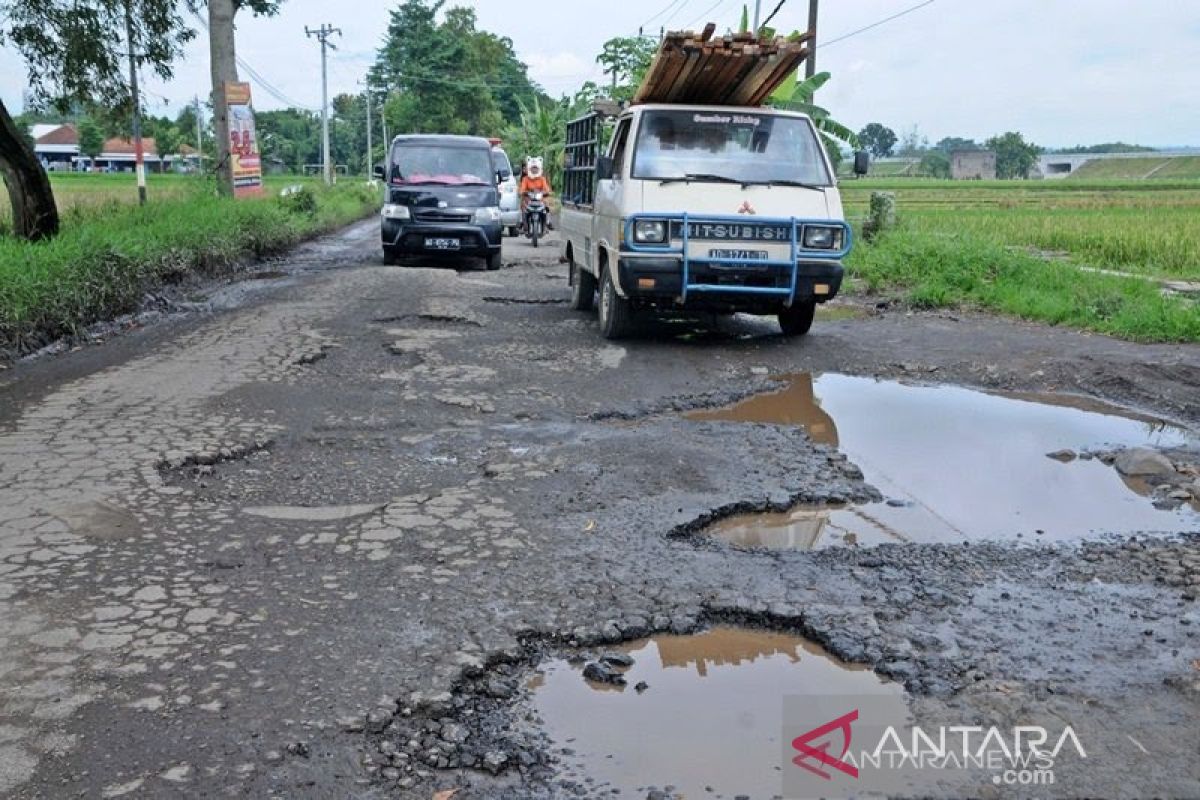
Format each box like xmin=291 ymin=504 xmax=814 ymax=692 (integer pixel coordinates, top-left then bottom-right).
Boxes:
xmin=617 ymin=255 xmax=843 ymax=310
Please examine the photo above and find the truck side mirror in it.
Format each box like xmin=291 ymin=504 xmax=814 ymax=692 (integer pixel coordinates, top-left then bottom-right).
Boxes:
xmin=373 ymin=164 xmax=385 ymax=180
xmin=596 ymin=155 xmax=614 ymax=181
xmin=853 ymin=150 xmax=870 ymax=176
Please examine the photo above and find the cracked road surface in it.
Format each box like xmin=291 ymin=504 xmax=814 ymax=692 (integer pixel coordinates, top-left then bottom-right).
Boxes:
xmin=2 ymin=220 xmax=1199 ymax=798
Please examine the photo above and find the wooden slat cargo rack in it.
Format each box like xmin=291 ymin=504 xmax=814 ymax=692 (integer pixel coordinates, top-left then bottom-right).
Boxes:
xmin=632 ymin=23 xmax=813 ymax=106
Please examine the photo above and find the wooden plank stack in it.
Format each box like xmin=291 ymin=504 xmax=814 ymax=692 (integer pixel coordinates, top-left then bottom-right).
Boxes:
xmin=632 ymin=24 xmax=813 ymax=107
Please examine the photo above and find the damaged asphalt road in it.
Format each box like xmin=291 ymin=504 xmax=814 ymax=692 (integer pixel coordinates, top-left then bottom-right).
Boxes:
xmin=1 ymin=221 xmax=1199 ymax=799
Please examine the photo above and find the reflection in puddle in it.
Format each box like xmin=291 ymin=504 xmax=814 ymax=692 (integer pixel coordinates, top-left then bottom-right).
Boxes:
xmin=241 ymin=503 xmax=384 ymax=521
xmin=691 ymin=374 xmax=1198 ymax=547
xmin=531 ymin=626 xmax=902 ymax=799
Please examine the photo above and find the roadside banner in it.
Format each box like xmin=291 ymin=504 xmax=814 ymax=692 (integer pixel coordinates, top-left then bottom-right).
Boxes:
xmin=225 ymin=82 xmax=264 ymax=198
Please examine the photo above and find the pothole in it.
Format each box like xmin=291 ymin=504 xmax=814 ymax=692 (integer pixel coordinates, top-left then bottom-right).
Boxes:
xmin=527 ymin=626 xmax=904 ymax=799
xmin=241 ymin=503 xmax=385 ymax=521
xmin=689 ymin=373 xmax=1199 ymax=547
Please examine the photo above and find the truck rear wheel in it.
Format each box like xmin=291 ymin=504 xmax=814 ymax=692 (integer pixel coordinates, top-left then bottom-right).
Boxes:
xmin=569 ymin=254 xmax=596 ymax=311
xmin=383 ymin=248 xmax=397 ymax=266
xmin=778 ymin=300 xmax=816 ymax=337
xmin=598 ymin=266 xmax=634 ymax=340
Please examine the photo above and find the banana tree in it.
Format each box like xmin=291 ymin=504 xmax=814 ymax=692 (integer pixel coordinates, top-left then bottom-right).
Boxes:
xmin=770 ymin=71 xmax=860 ymax=169
xmin=506 ymin=97 xmax=569 ymax=190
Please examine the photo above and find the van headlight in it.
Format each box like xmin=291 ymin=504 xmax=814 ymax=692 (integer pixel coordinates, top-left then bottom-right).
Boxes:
xmin=473 ymin=207 xmax=502 ymax=224
xmin=381 ymin=204 xmax=410 ymax=220
xmin=803 ymin=225 xmax=842 ymax=250
xmin=633 ymin=219 xmax=667 ymax=243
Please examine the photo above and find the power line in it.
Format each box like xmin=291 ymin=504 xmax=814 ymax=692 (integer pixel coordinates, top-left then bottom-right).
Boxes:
xmin=683 ymin=0 xmax=733 ymax=31
xmin=642 ymin=0 xmax=689 ymax=28
xmin=189 ymin=9 xmax=318 ymax=111
xmin=821 ymin=0 xmax=935 ymax=48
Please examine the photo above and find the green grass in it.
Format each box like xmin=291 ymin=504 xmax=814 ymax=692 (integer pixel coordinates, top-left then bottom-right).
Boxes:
xmin=841 ymin=178 xmax=1200 ymax=342
xmin=0 ymin=180 xmax=378 ymax=353
xmin=1069 ymin=156 xmax=1200 ymax=180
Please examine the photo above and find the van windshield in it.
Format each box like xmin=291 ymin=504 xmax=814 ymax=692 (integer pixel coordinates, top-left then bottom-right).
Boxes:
xmin=390 ymin=144 xmax=493 ymax=186
xmin=631 ymin=110 xmax=831 ymax=186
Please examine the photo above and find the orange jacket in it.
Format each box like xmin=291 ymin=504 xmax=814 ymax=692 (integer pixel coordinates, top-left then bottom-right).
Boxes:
xmin=519 ymin=175 xmax=551 ymax=195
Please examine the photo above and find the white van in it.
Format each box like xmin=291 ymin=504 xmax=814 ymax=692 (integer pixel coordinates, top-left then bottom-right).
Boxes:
xmin=490 ymin=144 xmax=521 ymax=236
xmin=560 ymin=104 xmax=866 ymax=339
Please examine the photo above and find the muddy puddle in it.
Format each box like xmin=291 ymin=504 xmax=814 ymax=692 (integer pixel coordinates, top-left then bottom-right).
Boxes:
xmin=690 ymin=374 xmax=1198 ymax=547
xmin=529 ymin=626 xmax=903 ymax=798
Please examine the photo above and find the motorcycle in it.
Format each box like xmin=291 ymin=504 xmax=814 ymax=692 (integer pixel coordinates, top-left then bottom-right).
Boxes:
xmin=524 ymin=191 xmax=548 ymax=248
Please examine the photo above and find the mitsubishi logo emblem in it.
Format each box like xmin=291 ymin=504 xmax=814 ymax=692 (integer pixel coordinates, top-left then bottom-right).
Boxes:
xmin=737 ymin=200 xmax=756 ymax=215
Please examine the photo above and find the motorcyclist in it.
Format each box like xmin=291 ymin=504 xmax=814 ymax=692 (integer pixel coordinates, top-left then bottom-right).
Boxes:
xmin=519 ymin=156 xmax=552 ymax=233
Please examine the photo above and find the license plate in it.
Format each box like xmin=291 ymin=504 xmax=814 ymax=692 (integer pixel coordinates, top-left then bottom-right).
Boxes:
xmin=708 ymin=248 xmax=768 ymax=260
xmin=425 ymin=237 xmax=460 ymax=250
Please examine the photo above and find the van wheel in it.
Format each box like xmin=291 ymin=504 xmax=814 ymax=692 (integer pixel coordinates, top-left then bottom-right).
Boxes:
xmin=486 ymin=252 xmax=502 ymax=271
xmin=569 ymin=254 xmax=596 ymax=311
xmin=507 ymin=226 xmax=518 ymax=237
xmin=778 ymin=300 xmax=816 ymax=337
xmin=383 ymin=248 xmax=397 ymax=266
xmin=598 ymin=266 xmax=634 ymax=339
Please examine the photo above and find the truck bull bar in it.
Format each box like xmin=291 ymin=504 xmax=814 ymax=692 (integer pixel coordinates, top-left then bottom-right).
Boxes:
xmin=623 ymin=213 xmax=852 ymax=305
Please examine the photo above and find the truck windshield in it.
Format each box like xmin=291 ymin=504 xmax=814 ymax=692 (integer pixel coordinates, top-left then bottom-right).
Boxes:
xmin=631 ymin=110 xmax=831 ymax=186
xmin=390 ymin=144 xmax=493 ymax=186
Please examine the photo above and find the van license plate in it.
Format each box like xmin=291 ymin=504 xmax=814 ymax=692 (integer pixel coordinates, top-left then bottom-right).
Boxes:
xmin=708 ymin=248 xmax=768 ymax=260
xmin=425 ymin=238 xmax=460 ymax=250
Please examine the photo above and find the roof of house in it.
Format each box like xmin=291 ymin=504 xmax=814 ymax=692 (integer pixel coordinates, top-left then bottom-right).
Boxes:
xmin=100 ymin=137 xmax=159 ymax=157
xmin=35 ymin=123 xmax=79 ymax=146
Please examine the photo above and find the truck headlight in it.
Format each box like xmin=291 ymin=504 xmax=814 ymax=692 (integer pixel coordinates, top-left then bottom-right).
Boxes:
xmin=473 ymin=207 xmax=502 ymax=224
xmin=633 ymin=219 xmax=667 ymax=243
xmin=803 ymin=225 xmax=842 ymax=250
xmin=381 ymin=203 xmax=410 ymax=220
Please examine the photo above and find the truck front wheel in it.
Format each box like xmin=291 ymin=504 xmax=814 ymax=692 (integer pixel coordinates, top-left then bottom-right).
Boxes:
xmin=778 ymin=300 xmax=816 ymax=337
xmin=569 ymin=254 xmax=596 ymax=311
xmin=598 ymin=266 xmax=634 ymax=340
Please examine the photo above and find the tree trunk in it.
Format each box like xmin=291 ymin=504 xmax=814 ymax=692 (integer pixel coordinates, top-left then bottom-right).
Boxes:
xmin=208 ymin=0 xmax=239 ymax=197
xmin=0 ymin=99 xmax=59 ymax=240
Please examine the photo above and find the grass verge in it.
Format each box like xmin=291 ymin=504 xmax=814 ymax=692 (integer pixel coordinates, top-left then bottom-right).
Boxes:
xmin=0 ymin=181 xmax=378 ymax=355
xmin=847 ymin=226 xmax=1200 ymax=343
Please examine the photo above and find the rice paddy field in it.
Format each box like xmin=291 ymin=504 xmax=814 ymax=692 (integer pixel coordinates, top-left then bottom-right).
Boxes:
xmin=840 ymin=178 xmax=1200 ymax=342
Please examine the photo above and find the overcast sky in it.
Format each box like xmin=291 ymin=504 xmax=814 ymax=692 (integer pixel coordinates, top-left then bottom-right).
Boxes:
xmin=3 ymin=0 xmax=1199 ymax=147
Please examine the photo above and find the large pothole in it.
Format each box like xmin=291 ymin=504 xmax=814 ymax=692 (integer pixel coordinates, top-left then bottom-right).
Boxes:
xmin=527 ymin=626 xmax=904 ymax=799
xmin=689 ymin=373 xmax=1199 ymax=548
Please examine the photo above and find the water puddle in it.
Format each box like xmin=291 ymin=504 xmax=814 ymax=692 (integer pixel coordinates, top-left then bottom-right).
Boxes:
xmin=530 ymin=626 xmax=903 ymax=798
xmin=689 ymin=374 xmax=1198 ymax=547
xmin=241 ymin=503 xmax=384 ymax=521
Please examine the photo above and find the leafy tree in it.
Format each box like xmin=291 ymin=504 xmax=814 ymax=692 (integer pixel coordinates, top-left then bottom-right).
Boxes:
xmin=985 ymin=131 xmax=1041 ymax=179
xmin=256 ymin=108 xmax=320 ymax=171
xmin=858 ymin=123 xmax=897 ymax=158
xmin=934 ymin=136 xmax=979 ymax=152
xmin=1053 ymin=142 xmax=1155 ymax=154
xmin=0 ymin=0 xmax=194 ymax=238
xmin=596 ymin=35 xmax=657 ymax=101
xmin=77 ymin=119 xmax=105 ymax=161
xmin=371 ymin=1 xmax=541 ymax=138
xmin=770 ymin=71 xmax=860 ymax=170
xmin=918 ymin=150 xmax=951 ymax=179
xmin=151 ymin=122 xmax=181 ymax=162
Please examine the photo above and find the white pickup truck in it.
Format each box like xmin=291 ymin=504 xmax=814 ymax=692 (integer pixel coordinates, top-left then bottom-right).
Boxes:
xmin=560 ymin=103 xmax=865 ymax=339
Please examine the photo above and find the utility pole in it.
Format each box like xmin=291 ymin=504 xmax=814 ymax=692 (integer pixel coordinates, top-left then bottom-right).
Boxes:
xmin=124 ymin=0 xmax=146 ymax=204
xmin=380 ymin=91 xmax=389 ymax=163
xmin=194 ymin=96 xmax=203 ymax=172
xmin=806 ymin=0 xmax=819 ymax=78
xmin=361 ymin=82 xmax=372 ymax=178
xmin=305 ymin=23 xmax=341 ymax=186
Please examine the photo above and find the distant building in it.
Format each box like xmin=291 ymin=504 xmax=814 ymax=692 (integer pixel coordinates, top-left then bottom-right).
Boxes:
xmin=95 ymin=137 xmax=164 ymax=172
xmin=31 ymin=123 xmax=80 ymax=170
xmin=951 ymin=150 xmax=996 ymax=180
